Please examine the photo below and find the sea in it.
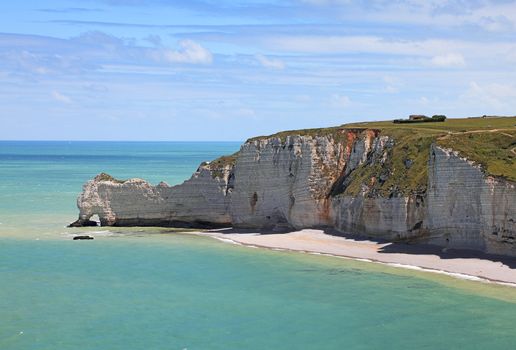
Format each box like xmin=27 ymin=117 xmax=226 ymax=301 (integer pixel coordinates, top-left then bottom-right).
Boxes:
xmin=1 ymin=141 xmax=515 ymax=350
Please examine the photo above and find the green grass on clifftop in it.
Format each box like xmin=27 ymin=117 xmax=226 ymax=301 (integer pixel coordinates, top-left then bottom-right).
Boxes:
xmin=206 ymin=152 xmax=240 ymax=178
xmin=438 ymin=130 xmax=516 ymax=182
xmin=348 ymin=116 xmax=516 ymax=191
xmin=346 ymin=116 xmax=516 ymax=132
xmin=247 ymin=126 xmax=350 ymax=143
xmin=96 ymin=172 xmax=127 ymax=183
xmin=244 ymin=116 xmax=516 ymax=195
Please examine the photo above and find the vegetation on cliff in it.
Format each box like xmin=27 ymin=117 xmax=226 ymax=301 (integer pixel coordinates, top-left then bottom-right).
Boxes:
xmin=205 ymin=152 xmax=240 ymax=178
xmin=95 ymin=173 xmax=127 ymax=183
xmin=247 ymin=125 xmax=349 ymax=143
xmin=349 ymin=115 xmax=515 ymax=131
xmin=244 ymin=116 xmax=516 ymax=195
xmin=438 ymin=129 xmax=516 ymax=182
xmin=343 ymin=129 xmax=435 ymax=196
xmin=344 ymin=116 xmax=515 ymax=194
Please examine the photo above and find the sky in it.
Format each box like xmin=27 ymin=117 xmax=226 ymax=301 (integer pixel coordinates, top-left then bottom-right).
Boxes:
xmin=1 ymin=0 xmax=516 ymax=141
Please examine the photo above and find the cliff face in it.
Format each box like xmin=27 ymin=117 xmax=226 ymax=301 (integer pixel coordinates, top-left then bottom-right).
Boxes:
xmin=229 ymin=130 xmax=395 ymax=231
xmin=426 ymin=146 xmax=516 ymax=255
xmin=230 ymin=134 xmax=347 ymax=230
xmin=72 ymin=126 xmax=516 ymax=256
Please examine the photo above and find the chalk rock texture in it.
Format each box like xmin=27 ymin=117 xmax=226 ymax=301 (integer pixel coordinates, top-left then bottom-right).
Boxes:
xmin=72 ymin=129 xmax=516 ymax=256
xmin=425 ymin=145 xmax=516 ymax=255
xmin=230 ymin=130 xmax=384 ymax=231
xmin=72 ymin=163 xmax=233 ymax=228
xmin=230 ymin=135 xmax=343 ymax=230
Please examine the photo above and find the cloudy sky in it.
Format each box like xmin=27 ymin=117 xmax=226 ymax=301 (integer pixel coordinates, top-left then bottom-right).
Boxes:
xmin=1 ymin=0 xmax=516 ymax=140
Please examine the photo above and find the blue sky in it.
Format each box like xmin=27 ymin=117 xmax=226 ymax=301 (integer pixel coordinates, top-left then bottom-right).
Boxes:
xmin=1 ymin=0 xmax=516 ymax=140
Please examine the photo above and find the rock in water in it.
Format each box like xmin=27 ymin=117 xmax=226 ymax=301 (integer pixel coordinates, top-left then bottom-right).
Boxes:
xmin=68 ymin=219 xmax=98 ymax=227
xmin=73 ymin=235 xmax=94 ymax=240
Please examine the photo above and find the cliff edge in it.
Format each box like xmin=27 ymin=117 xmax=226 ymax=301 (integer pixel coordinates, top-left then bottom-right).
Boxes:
xmin=71 ymin=117 xmax=516 ymax=256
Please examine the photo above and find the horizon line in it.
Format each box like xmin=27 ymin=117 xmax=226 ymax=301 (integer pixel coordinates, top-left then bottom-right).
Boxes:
xmin=0 ymin=139 xmax=245 ymax=143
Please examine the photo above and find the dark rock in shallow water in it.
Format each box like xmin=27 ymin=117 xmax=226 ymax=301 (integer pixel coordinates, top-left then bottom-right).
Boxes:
xmin=68 ymin=219 xmax=98 ymax=227
xmin=73 ymin=235 xmax=94 ymax=240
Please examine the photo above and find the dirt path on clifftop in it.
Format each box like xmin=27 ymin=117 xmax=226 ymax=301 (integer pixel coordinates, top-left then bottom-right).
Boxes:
xmin=437 ymin=128 xmax=516 ymax=141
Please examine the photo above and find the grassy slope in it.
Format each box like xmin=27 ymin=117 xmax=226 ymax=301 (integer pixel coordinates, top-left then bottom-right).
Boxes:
xmin=345 ymin=117 xmax=516 ymax=193
xmin=343 ymin=128 xmax=436 ymax=196
xmin=438 ymin=130 xmax=516 ymax=181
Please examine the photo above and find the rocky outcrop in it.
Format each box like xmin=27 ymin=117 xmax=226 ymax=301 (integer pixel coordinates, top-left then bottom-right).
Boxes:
xmin=71 ymin=162 xmax=233 ymax=228
xmin=73 ymin=235 xmax=94 ymax=240
xmin=71 ymin=128 xmax=516 ymax=256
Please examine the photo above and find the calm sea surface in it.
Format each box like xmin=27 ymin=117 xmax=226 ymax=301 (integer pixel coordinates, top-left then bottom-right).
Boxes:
xmin=1 ymin=141 xmax=515 ymax=349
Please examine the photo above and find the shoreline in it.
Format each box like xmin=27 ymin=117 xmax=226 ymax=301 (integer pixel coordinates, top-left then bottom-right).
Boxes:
xmin=194 ymin=229 xmax=516 ymax=287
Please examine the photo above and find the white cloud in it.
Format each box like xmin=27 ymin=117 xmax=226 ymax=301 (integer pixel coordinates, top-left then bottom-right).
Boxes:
xmin=295 ymin=94 xmax=312 ymax=102
xmin=300 ymin=0 xmax=516 ymax=32
xmin=151 ymin=40 xmax=212 ymax=64
xmin=266 ymin=36 xmax=464 ymax=56
xmin=385 ymin=86 xmax=398 ymax=93
xmin=506 ymin=47 xmax=516 ymax=63
xmin=478 ymin=15 xmax=514 ymax=32
xmin=301 ymin=0 xmax=352 ymax=6
xmin=383 ymin=76 xmax=402 ymax=94
xmin=51 ymin=91 xmax=72 ymax=104
xmin=235 ymin=108 xmax=256 ymax=117
xmin=419 ymin=96 xmax=429 ymax=105
xmin=461 ymin=81 xmax=516 ymax=109
xmin=331 ymin=94 xmax=350 ymax=108
xmin=262 ymin=35 xmax=516 ymax=70
xmin=430 ymin=53 xmax=465 ymax=67
xmin=255 ymin=54 xmax=285 ymax=69
xmin=144 ymin=34 xmax=162 ymax=47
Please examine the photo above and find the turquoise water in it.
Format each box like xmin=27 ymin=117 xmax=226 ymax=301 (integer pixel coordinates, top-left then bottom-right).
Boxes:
xmin=0 ymin=141 xmax=239 ymax=236
xmin=1 ymin=141 xmax=516 ymax=349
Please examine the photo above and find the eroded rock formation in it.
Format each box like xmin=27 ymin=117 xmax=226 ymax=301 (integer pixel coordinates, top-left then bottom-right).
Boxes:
xmin=71 ymin=162 xmax=233 ymax=228
xmin=71 ymin=128 xmax=516 ymax=256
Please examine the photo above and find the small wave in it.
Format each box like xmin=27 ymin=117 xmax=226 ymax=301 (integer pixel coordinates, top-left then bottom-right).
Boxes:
xmin=183 ymin=231 xmax=516 ymax=287
xmin=88 ymin=230 xmax=113 ymax=236
xmin=212 ymin=237 xmax=243 ymax=246
xmin=383 ymin=262 xmax=505 ymax=284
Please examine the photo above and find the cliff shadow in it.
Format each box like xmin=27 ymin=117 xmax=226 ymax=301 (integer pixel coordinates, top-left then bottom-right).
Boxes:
xmin=377 ymin=242 xmax=516 ymax=269
xmin=321 ymin=228 xmax=516 ymax=269
xmin=320 ymin=227 xmax=392 ymax=243
xmin=210 ymin=227 xmax=516 ymax=269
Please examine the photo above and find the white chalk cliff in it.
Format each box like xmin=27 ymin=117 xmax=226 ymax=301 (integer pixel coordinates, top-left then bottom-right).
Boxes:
xmin=71 ymin=127 xmax=516 ymax=256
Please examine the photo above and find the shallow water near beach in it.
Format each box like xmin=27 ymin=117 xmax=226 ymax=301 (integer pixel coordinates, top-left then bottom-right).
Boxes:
xmin=1 ymin=141 xmax=516 ymax=349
